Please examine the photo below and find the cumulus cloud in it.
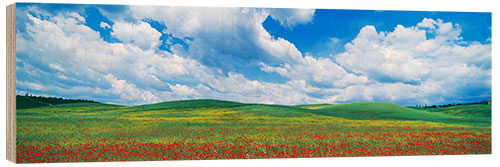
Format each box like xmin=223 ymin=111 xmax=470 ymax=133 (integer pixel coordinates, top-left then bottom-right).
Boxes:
xmin=168 ymin=83 xmax=198 ymax=98
xmin=334 ymin=18 xmax=491 ymax=104
xmin=15 ymin=4 xmax=490 ymax=106
xmin=48 ymin=63 xmax=66 ymax=72
xmin=261 ymin=55 xmax=370 ymax=88
xmin=125 ymin=6 xmax=314 ymax=71
xmin=17 ymin=81 xmax=49 ymax=91
xmin=336 ymin=19 xmax=490 ymax=84
xmin=16 ymin=6 xmax=326 ymax=105
xmin=200 ymin=72 xmax=339 ymax=105
xmin=68 ymin=12 xmax=86 ymax=23
xmin=17 ymin=11 xmax=208 ymax=104
xmin=99 ymin=21 xmax=110 ymax=29
xmin=111 ymin=21 xmax=162 ymax=50
xmin=266 ymin=8 xmax=315 ymax=28
xmin=104 ymin=73 xmax=160 ymax=102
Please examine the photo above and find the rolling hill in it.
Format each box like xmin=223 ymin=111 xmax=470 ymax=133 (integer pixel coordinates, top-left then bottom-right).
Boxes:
xmin=16 ymin=98 xmax=491 ymax=126
xmin=309 ymin=102 xmax=491 ymax=125
xmin=16 ymin=95 xmax=98 ymax=109
xmin=134 ymin=99 xmax=249 ymax=110
xmin=409 ymin=104 xmax=491 ymax=118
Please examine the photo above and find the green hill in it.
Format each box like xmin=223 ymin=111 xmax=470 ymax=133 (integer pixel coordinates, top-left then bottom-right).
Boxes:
xmin=16 ymin=95 xmax=98 ymax=109
xmin=133 ymin=99 xmax=249 ymax=110
xmin=296 ymin=103 xmax=333 ymax=109
xmin=16 ymin=96 xmax=491 ymax=126
xmin=235 ymin=104 xmax=316 ymax=117
xmin=16 ymin=96 xmax=50 ymax=109
xmin=409 ymin=104 xmax=491 ymax=118
xmin=16 ymin=103 xmax=127 ymax=120
xmin=310 ymin=102 xmax=490 ymax=125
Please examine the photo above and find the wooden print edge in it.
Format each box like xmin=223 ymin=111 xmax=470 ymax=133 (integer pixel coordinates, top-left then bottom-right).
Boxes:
xmin=6 ymin=3 xmax=16 ymax=163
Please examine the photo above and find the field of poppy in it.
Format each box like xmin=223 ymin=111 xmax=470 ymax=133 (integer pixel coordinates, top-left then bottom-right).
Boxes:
xmin=16 ymin=98 xmax=491 ymax=163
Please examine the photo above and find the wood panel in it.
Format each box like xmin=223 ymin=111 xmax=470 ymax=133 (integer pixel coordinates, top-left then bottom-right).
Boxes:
xmin=6 ymin=3 xmax=17 ymax=163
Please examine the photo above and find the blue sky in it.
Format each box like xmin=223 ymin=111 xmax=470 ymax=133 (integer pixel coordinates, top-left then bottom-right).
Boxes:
xmin=15 ymin=3 xmax=491 ymax=106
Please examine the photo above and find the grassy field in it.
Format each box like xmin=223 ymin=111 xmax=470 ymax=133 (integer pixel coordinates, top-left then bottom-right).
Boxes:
xmin=16 ymin=98 xmax=491 ymax=163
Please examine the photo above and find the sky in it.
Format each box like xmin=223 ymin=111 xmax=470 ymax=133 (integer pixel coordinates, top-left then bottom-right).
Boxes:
xmin=15 ymin=3 xmax=492 ymax=106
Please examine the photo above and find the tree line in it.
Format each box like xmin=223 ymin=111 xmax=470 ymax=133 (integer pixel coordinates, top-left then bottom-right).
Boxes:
xmin=18 ymin=93 xmax=98 ymax=106
xmin=414 ymin=100 xmax=491 ymax=108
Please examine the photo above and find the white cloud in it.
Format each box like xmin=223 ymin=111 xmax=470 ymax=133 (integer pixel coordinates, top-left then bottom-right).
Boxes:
xmin=125 ymin=7 xmax=314 ymax=69
xmin=104 ymin=73 xmax=160 ymax=102
xmin=17 ymin=12 xmax=203 ymax=104
xmin=266 ymin=8 xmax=315 ymax=28
xmin=18 ymin=8 xmax=324 ymax=105
xmin=261 ymin=55 xmax=370 ymax=88
xmin=68 ymin=12 xmax=86 ymax=23
xmin=331 ymin=82 xmax=422 ymax=104
xmin=99 ymin=21 xmax=110 ymax=29
xmin=168 ymin=83 xmax=198 ymax=98
xmin=111 ymin=21 xmax=162 ymax=50
xmin=16 ymin=6 xmax=490 ymax=106
xmin=48 ymin=63 xmax=66 ymax=72
xmin=336 ymin=19 xmax=490 ymax=84
xmin=17 ymin=81 xmax=49 ymax=91
xmin=333 ymin=18 xmax=491 ymax=104
xmin=416 ymin=18 xmax=437 ymax=29
xmin=202 ymin=73 xmax=320 ymax=105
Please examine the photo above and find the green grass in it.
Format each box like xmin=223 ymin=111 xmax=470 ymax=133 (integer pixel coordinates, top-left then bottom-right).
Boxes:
xmin=134 ymin=99 xmax=249 ymax=110
xmin=16 ymin=95 xmax=98 ymax=109
xmin=16 ymin=99 xmax=491 ymax=126
xmin=409 ymin=104 xmax=491 ymax=117
xmin=16 ymin=96 xmax=51 ymax=109
xmin=295 ymin=103 xmax=333 ymax=109
xmin=310 ymin=102 xmax=490 ymax=126
xmin=16 ymin=103 xmax=127 ymax=118
xmin=234 ymin=104 xmax=315 ymax=117
xmin=15 ymin=98 xmax=492 ymax=162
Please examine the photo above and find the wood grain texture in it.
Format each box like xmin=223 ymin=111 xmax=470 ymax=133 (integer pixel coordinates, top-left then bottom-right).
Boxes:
xmin=6 ymin=3 xmax=16 ymax=163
